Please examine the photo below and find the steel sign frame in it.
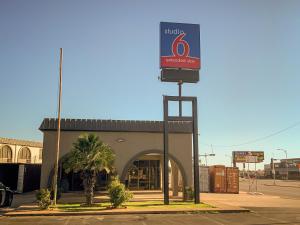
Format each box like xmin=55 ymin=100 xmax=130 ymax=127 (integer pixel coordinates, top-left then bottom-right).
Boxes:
xmin=160 ymin=22 xmax=201 ymax=70
xmin=163 ymin=95 xmax=200 ymax=204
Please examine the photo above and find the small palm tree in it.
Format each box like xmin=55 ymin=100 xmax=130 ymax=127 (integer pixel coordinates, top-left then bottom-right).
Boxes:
xmin=63 ymin=133 xmax=115 ymax=206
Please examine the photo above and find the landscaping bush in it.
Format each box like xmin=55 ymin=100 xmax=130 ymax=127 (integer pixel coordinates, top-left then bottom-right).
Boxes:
xmin=36 ymin=189 xmax=51 ymax=209
xmin=184 ymin=186 xmax=194 ymax=201
xmin=108 ymin=178 xmax=133 ymax=208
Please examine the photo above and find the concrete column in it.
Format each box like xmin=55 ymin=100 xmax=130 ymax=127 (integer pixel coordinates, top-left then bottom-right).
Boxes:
xmin=14 ymin=145 xmax=18 ymax=163
xmin=171 ymin=161 xmax=179 ymax=196
xmin=160 ymin=155 xmax=163 ymax=191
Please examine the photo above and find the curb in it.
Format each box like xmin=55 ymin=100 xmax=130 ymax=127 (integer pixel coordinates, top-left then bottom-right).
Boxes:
xmin=3 ymin=208 xmax=250 ymax=217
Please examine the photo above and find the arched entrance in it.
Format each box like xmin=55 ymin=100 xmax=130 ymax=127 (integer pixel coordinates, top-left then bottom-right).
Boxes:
xmin=121 ymin=149 xmax=187 ymax=196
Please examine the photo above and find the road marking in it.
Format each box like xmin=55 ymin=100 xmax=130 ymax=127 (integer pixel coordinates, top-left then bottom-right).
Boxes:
xmin=63 ymin=215 xmax=72 ymax=225
xmin=96 ymin=217 xmax=104 ymax=221
xmin=201 ymin=215 xmax=226 ymax=225
xmin=141 ymin=221 xmax=147 ymax=225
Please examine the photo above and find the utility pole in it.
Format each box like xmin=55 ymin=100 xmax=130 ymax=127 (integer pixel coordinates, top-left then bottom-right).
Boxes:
xmin=52 ymin=48 xmax=63 ymax=206
xmin=199 ymin=153 xmax=215 ymax=166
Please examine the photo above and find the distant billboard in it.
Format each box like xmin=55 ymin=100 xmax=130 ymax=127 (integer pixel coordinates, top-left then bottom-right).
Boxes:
xmin=160 ymin=22 xmax=201 ymax=70
xmin=233 ymin=151 xmax=264 ymax=163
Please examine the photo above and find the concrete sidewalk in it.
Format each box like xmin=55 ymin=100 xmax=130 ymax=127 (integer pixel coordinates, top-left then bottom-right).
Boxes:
xmin=1 ymin=191 xmax=250 ymax=217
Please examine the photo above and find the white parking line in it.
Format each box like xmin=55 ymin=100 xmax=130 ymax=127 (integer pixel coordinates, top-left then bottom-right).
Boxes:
xmin=201 ymin=215 xmax=226 ymax=225
xmin=63 ymin=215 xmax=72 ymax=225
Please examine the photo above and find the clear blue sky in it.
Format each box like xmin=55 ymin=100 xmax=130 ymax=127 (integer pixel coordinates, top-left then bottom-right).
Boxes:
xmin=1 ymin=0 xmax=300 ymax=168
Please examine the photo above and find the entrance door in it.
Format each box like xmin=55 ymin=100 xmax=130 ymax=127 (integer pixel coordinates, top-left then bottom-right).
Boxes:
xmin=126 ymin=160 xmax=160 ymax=190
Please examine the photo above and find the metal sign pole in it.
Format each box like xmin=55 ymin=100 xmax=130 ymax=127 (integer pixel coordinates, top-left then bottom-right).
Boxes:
xmin=163 ymin=96 xmax=200 ymax=204
xmin=192 ymin=98 xmax=200 ymax=204
xmin=178 ymin=81 xmax=183 ymax=116
xmin=163 ymin=96 xmax=169 ymax=205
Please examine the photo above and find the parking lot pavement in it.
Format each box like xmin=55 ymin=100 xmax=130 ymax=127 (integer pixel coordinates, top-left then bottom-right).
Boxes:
xmin=1 ymin=212 xmax=300 ymax=225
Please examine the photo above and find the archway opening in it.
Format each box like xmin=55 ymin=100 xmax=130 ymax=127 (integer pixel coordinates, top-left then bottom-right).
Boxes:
xmin=0 ymin=145 xmax=13 ymax=163
xmin=123 ymin=152 xmax=185 ymax=196
xmin=17 ymin=147 xmax=31 ymax=163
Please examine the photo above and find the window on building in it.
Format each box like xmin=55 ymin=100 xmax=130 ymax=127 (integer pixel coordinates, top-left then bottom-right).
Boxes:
xmin=0 ymin=145 xmax=13 ymax=163
xmin=18 ymin=147 xmax=31 ymax=163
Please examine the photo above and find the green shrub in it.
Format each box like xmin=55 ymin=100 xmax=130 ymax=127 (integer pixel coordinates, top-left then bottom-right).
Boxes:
xmin=36 ymin=189 xmax=51 ymax=209
xmin=108 ymin=178 xmax=133 ymax=208
xmin=184 ymin=186 xmax=194 ymax=201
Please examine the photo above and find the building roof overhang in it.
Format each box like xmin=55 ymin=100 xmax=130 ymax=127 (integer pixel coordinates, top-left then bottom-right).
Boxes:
xmin=39 ymin=118 xmax=193 ymax=134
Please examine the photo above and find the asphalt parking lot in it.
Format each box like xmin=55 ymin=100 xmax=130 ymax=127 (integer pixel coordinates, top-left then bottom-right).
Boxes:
xmin=1 ymin=211 xmax=299 ymax=225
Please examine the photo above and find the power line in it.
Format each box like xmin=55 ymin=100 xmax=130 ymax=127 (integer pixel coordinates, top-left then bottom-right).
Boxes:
xmin=199 ymin=120 xmax=300 ymax=148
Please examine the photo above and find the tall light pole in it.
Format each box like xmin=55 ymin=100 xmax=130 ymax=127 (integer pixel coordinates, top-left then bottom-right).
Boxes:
xmin=276 ymin=149 xmax=288 ymax=180
xmin=199 ymin=153 xmax=215 ymax=166
xmin=53 ymin=48 xmax=63 ymax=206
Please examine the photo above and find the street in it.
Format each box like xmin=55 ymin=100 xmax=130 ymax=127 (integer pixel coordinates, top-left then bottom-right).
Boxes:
xmin=1 ymin=179 xmax=300 ymax=225
xmin=240 ymin=178 xmax=300 ymax=199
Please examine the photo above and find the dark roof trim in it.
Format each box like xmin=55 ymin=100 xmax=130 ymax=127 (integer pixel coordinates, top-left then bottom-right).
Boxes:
xmin=39 ymin=118 xmax=192 ymax=134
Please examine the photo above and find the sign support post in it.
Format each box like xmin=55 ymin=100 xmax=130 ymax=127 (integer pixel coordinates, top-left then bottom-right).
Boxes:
xmin=163 ymin=96 xmax=200 ymax=204
xmin=178 ymin=81 xmax=183 ymax=116
xmin=163 ymin=97 xmax=169 ymax=205
xmin=192 ymin=98 xmax=200 ymax=203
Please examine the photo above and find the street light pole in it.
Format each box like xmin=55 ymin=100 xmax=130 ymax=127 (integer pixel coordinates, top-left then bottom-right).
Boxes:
xmin=199 ymin=153 xmax=215 ymax=166
xmin=53 ymin=48 xmax=63 ymax=206
xmin=276 ymin=149 xmax=288 ymax=180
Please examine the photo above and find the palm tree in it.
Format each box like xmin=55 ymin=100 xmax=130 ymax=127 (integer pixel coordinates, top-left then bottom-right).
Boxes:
xmin=63 ymin=133 xmax=115 ymax=206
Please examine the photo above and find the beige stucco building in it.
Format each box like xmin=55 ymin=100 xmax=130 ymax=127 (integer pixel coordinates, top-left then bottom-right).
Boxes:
xmin=39 ymin=118 xmax=193 ymax=196
xmin=0 ymin=137 xmax=43 ymax=192
xmin=0 ymin=137 xmax=42 ymax=164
